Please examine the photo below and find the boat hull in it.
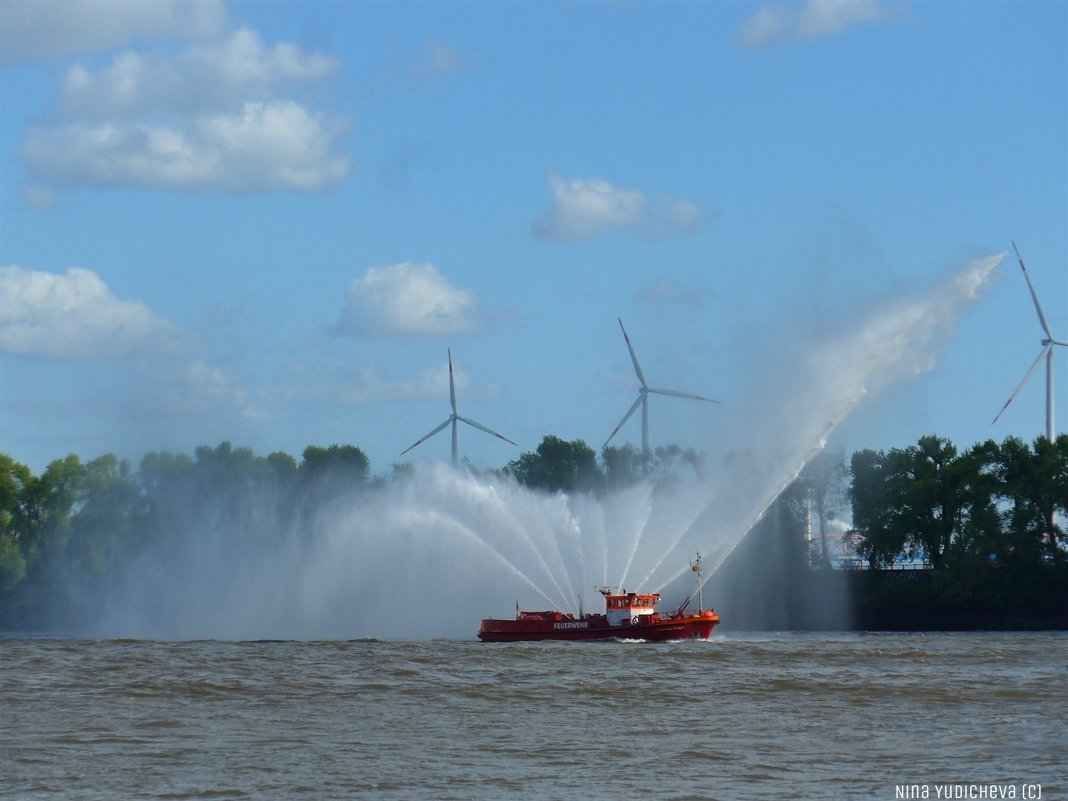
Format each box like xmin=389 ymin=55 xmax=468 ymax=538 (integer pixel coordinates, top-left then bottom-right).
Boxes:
xmin=478 ymin=611 xmax=718 ymax=642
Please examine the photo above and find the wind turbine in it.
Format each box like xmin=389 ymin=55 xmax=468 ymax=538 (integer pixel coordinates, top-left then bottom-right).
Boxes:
xmin=992 ymin=241 xmax=1067 ymax=442
xmin=401 ymin=349 xmax=518 ymax=467
xmin=604 ymin=317 xmax=719 ymax=455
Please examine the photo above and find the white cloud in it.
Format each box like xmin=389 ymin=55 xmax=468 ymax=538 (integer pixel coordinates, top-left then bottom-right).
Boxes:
xmin=160 ymin=359 xmax=265 ymax=422
xmin=0 ymin=265 xmax=265 ymax=429
xmin=534 ymin=176 xmax=646 ymax=241
xmin=0 ymin=0 xmax=227 ymax=64
xmin=24 ymin=101 xmax=350 ymax=192
xmin=645 ymin=196 xmax=714 ymax=240
xmin=334 ymin=263 xmax=482 ymax=340
xmin=0 ymin=265 xmax=182 ymax=360
xmin=533 ymin=176 xmax=710 ymax=241
xmin=19 ymin=28 xmax=350 ymax=193
xmin=739 ymin=0 xmax=900 ymax=47
xmin=59 ymin=27 xmax=337 ymax=120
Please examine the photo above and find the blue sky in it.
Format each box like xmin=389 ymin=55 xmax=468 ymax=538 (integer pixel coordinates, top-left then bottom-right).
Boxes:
xmin=1 ymin=0 xmax=1065 ymax=475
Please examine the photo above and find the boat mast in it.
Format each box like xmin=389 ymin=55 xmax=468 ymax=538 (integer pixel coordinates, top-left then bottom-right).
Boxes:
xmin=690 ymin=553 xmax=703 ymax=611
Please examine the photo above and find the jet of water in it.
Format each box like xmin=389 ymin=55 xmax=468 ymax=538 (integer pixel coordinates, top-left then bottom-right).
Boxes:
xmin=663 ymin=252 xmax=1005 ymax=596
xmin=95 ymin=254 xmax=1003 ymax=640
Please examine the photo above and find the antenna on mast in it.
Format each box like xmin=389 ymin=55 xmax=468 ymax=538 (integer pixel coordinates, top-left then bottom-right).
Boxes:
xmin=690 ymin=552 xmax=704 ymax=611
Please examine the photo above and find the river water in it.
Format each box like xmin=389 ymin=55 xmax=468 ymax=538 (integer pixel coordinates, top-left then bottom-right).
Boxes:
xmin=2 ymin=632 xmax=1064 ymax=801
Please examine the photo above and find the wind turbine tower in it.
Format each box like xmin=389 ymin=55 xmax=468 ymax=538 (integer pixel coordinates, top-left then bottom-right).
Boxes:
xmin=604 ymin=318 xmax=719 ymax=455
xmin=992 ymin=241 xmax=1067 ymax=442
xmin=401 ymin=349 xmax=518 ymax=467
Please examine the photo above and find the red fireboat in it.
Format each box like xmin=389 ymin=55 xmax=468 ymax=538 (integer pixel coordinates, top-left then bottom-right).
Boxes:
xmin=478 ymin=555 xmax=720 ymax=642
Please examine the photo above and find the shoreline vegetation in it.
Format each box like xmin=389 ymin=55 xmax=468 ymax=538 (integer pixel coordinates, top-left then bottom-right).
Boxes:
xmin=2 ymin=433 xmax=1065 ymax=633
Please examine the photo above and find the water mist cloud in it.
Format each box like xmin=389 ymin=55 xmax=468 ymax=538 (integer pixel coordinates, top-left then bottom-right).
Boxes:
xmin=670 ymin=252 xmax=1005 ymax=587
xmin=92 ymin=254 xmax=1002 ymax=640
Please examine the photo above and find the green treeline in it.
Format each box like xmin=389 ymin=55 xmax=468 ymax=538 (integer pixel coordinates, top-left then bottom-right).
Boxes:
xmin=0 ymin=442 xmax=375 ymax=629
xmin=1 ymin=433 xmax=1065 ymax=631
xmin=845 ymin=434 xmax=1068 ymax=630
xmin=0 ymin=438 xmax=700 ymax=630
xmin=717 ymin=435 xmax=1068 ymax=630
xmin=849 ymin=434 xmax=1067 ymax=571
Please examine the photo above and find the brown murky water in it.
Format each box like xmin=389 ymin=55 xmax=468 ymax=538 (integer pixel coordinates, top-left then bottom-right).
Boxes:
xmin=2 ymin=632 xmax=1064 ymax=800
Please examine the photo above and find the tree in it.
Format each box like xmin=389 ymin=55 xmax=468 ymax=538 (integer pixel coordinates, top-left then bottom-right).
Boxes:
xmin=138 ymin=450 xmax=195 ymax=552
xmin=651 ymin=444 xmax=704 ymax=488
xmin=298 ymin=444 xmax=371 ymax=514
xmin=995 ymin=435 xmax=1068 ymax=565
xmin=139 ymin=450 xmax=195 ymax=496
xmin=798 ymin=448 xmax=848 ymax=567
xmin=0 ymin=455 xmax=29 ymax=591
xmin=28 ymin=455 xmax=84 ymax=575
xmin=600 ymin=443 xmax=704 ymax=491
xmin=0 ymin=454 xmax=85 ymax=626
xmin=601 ymin=443 xmax=648 ymax=487
xmin=898 ymin=436 xmax=970 ymax=570
xmin=508 ymin=436 xmax=602 ymax=493
xmin=67 ymin=454 xmax=141 ymax=589
xmin=266 ymin=451 xmax=299 ymax=480
xmin=849 ymin=448 xmax=906 ymax=568
xmin=850 ymin=437 xmax=1004 ymax=570
xmin=1038 ymin=435 xmax=1068 ymax=560
xmin=948 ymin=439 xmax=1003 ymax=566
xmin=300 ymin=444 xmax=369 ymax=478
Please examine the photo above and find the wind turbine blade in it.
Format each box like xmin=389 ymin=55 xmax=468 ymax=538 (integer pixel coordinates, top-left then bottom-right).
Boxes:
xmin=456 ymin=415 xmax=518 ymax=447
xmin=617 ymin=318 xmax=648 ymax=388
xmin=400 ymin=417 xmax=453 ymax=456
xmin=992 ymin=344 xmax=1051 ymax=425
xmin=604 ymin=394 xmax=643 ymax=448
xmin=648 ymin=387 xmax=720 ymax=403
xmin=1012 ymin=241 xmax=1053 ymax=340
xmin=448 ymin=348 xmax=457 ymax=415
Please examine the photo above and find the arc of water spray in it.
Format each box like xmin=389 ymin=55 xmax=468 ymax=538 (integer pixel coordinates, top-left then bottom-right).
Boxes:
xmin=638 ymin=401 xmax=856 ymax=593
xmin=604 ymin=318 xmax=719 ymax=455
xmin=548 ymin=511 xmax=584 ymax=612
xmin=613 ymin=484 xmax=656 ymax=591
xmin=495 ymin=504 xmax=579 ymax=613
xmin=400 ymin=349 xmax=518 ymax=467
xmin=410 ymin=509 xmax=562 ymax=609
xmin=450 ymin=475 xmax=578 ymax=612
xmin=513 ymin=493 xmax=588 ymax=613
xmin=571 ymin=495 xmax=609 ymax=592
xmin=632 ymin=485 xmax=717 ymax=591
xmin=992 ymin=242 xmax=1066 ymax=442
xmin=657 ymin=253 xmax=1006 ymax=598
